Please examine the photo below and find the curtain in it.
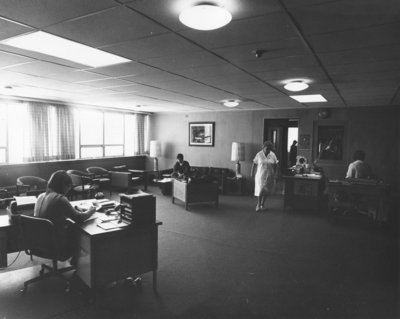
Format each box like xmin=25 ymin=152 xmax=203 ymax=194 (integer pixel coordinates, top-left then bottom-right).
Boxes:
xmin=54 ymin=104 xmax=75 ymax=160
xmin=24 ymin=101 xmax=75 ymax=162
xmin=134 ymin=114 xmax=149 ymax=155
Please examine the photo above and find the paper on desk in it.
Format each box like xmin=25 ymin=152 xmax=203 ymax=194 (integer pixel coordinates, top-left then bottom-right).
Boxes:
xmin=97 ymin=220 xmax=130 ymax=230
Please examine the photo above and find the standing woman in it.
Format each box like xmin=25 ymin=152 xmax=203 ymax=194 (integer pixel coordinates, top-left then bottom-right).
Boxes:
xmin=251 ymin=141 xmax=278 ymax=212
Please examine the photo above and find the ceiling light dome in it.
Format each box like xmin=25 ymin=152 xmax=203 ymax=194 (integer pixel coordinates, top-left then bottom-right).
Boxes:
xmin=284 ymin=81 xmax=309 ymax=92
xmin=179 ymin=4 xmax=232 ymax=31
xmin=223 ymin=99 xmax=240 ymax=107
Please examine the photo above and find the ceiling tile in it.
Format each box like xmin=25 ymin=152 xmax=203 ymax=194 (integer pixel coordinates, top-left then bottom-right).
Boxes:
xmin=179 ymin=13 xmax=298 ymax=49
xmin=309 ymin=22 xmax=400 ymax=53
xmin=290 ymin=0 xmax=400 ymax=35
xmin=0 ymin=0 xmax=118 ymax=28
xmin=102 ymin=32 xmax=201 ymax=61
xmin=0 ymin=17 xmax=33 ymax=41
xmin=44 ymin=6 xmax=168 ymax=47
xmin=0 ymin=51 xmax=33 ymax=68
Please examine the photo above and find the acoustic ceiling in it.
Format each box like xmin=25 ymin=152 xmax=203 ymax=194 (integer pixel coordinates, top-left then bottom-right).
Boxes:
xmin=0 ymin=0 xmax=399 ymax=113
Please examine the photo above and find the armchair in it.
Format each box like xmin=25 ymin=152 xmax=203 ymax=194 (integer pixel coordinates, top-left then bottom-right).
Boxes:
xmin=86 ymin=166 xmax=111 ymax=196
xmin=66 ymin=169 xmax=98 ymax=200
xmin=16 ymin=176 xmax=47 ymax=197
xmin=19 ymin=214 xmax=75 ymax=293
xmin=172 ymin=179 xmax=219 ymax=210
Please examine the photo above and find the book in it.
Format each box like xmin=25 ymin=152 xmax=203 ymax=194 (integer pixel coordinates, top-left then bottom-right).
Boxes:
xmin=14 ymin=196 xmax=37 ymax=207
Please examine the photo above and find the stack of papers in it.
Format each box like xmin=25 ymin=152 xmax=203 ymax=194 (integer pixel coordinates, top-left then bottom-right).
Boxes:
xmin=97 ymin=219 xmax=130 ymax=230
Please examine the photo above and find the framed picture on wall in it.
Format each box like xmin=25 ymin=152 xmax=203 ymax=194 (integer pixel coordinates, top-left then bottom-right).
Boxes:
xmin=298 ymin=134 xmax=310 ymax=150
xmin=313 ymin=121 xmax=347 ymax=163
xmin=189 ymin=122 xmax=215 ymax=146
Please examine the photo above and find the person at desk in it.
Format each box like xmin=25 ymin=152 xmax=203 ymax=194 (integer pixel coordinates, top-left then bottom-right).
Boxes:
xmin=345 ymin=150 xmax=373 ymax=179
xmin=172 ymin=153 xmax=191 ymax=180
xmin=251 ymin=141 xmax=278 ymax=212
xmin=34 ymin=170 xmax=96 ymax=261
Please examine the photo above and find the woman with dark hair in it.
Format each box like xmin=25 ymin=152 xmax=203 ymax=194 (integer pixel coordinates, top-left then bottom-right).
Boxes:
xmin=251 ymin=141 xmax=278 ymax=212
xmin=34 ymin=170 xmax=95 ymax=258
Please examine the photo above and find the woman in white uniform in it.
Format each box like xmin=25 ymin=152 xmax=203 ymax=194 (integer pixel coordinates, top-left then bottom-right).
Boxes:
xmin=251 ymin=141 xmax=278 ymax=212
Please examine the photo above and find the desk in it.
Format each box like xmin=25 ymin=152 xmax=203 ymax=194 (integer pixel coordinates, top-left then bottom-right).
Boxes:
xmin=283 ymin=174 xmax=325 ymax=211
xmin=153 ymin=178 xmax=173 ymax=195
xmin=128 ymin=170 xmax=158 ymax=191
xmin=76 ymin=214 xmax=162 ymax=290
xmin=0 ymin=200 xmax=162 ymax=291
xmin=327 ymin=180 xmax=390 ymax=222
xmin=0 ymin=215 xmax=24 ymax=267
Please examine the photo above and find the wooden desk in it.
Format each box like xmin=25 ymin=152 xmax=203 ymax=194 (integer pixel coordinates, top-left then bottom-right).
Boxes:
xmin=327 ymin=180 xmax=390 ymax=222
xmin=283 ymin=174 xmax=325 ymax=211
xmin=128 ymin=169 xmax=158 ymax=191
xmin=1 ymin=199 xmax=162 ymax=291
xmin=76 ymin=216 xmax=162 ymax=290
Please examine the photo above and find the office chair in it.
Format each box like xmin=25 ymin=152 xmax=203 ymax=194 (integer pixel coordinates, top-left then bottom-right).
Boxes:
xmin=86 ymin=166 xmax=111 ymax=196
xmin=19 ymin=215 xmax=75 ymax=293
xmin=16 ymin=176 xmax=47 ymax=197
xmin=66 ymin=169 xmax=98 ymax=200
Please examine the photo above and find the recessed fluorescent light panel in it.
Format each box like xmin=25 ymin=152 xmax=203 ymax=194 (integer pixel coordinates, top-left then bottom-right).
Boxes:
xmin=290 ymin=94 xmax=327 ymax=103
xmin=0 ymin=31 xmax=130 ymax=68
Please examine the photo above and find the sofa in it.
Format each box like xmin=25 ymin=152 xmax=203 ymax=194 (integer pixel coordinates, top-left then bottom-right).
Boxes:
xmin=172 ymin=179 xmax=219 ymax=210
xmin=162 ymin=166 xmax=235 ymax=194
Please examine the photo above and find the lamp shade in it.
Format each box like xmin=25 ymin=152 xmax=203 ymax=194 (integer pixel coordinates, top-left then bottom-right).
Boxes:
xmin=149 ymin=140 xmax=161 ymax=158
xmin=231 ymin=142 xmax=244 ymax=162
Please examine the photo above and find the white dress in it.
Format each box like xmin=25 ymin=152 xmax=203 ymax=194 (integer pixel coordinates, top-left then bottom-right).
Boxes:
xmin=253 ymin=150 xmax=278 ymax=196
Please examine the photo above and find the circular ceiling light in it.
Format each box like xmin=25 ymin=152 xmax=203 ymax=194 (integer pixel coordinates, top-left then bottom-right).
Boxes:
xmin=284 ymin=81 xmax=309 ymax=92
xmin=179 ymin=4 xmax=232 ymax=31
xmin=223 ymin=99 xmax=240 ymax=107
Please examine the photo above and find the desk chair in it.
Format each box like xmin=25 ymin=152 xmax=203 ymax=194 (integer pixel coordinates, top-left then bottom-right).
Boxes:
xmin=19 ymin=215 xmax=75 ymax=293
xmin=16 ymin=176 xmax=47 ymax=196
xmin=66 ymin=170 xmax=98 ymax=200
xmin=86 ymin=166 xmax=111 ymax=196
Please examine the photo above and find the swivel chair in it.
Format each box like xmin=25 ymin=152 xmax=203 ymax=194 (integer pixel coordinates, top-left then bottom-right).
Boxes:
xmin=19 ymin=214 xmax=75 ymax=293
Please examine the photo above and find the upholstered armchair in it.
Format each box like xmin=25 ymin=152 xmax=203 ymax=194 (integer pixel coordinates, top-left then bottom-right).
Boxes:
xmin=66 ymin=169 xmax=98 ymax=200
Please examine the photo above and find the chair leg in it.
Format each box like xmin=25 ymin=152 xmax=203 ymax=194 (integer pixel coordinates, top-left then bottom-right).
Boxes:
xmin=20 ymin=261 xmax=75 ymax=293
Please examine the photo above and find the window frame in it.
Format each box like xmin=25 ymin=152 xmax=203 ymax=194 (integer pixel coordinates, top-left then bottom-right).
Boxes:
xmin=78 ymin=109 xmax=127 ymax=159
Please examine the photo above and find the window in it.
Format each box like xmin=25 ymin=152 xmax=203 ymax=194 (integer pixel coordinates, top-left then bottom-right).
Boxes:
xmin=0 ymin=99 xmax=149 ymax=164
xmin=0 ymin=105 xmax=6 ymax=163
xmin=77 ymin=109 xmax=148 ymax=159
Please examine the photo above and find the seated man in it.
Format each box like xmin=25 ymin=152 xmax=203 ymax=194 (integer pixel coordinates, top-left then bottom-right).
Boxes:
xmin=172 ymin=153 xmax=191 ymax=180
xmin=345 ymin=150 xmax=373 ymax=179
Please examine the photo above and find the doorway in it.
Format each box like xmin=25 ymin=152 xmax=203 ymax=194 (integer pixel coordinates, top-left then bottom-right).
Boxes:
xmin=263 ymin=119 xmax=298 ymax=193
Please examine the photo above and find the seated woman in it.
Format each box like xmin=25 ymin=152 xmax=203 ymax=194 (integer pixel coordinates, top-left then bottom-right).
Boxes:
xmin=34 ymin=170 xmax=96 ymax=262
xmin=345 ymin=150 xmax=373 ymax=179
xmin=172 ymin=153 xmax=191 ymax=180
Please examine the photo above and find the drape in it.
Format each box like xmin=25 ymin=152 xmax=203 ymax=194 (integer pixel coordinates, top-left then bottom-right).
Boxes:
xmin=24 ymin=101 xmax=75 ymax=162
xmin=134 ymin=114 xmax=149 ymax=155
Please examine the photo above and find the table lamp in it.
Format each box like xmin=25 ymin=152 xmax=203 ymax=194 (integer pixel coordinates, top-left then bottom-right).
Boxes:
xmin=149 ymin=140 xmax=161 ymax=171
xmin=231 ymin=142 xmax=244 ymax=176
